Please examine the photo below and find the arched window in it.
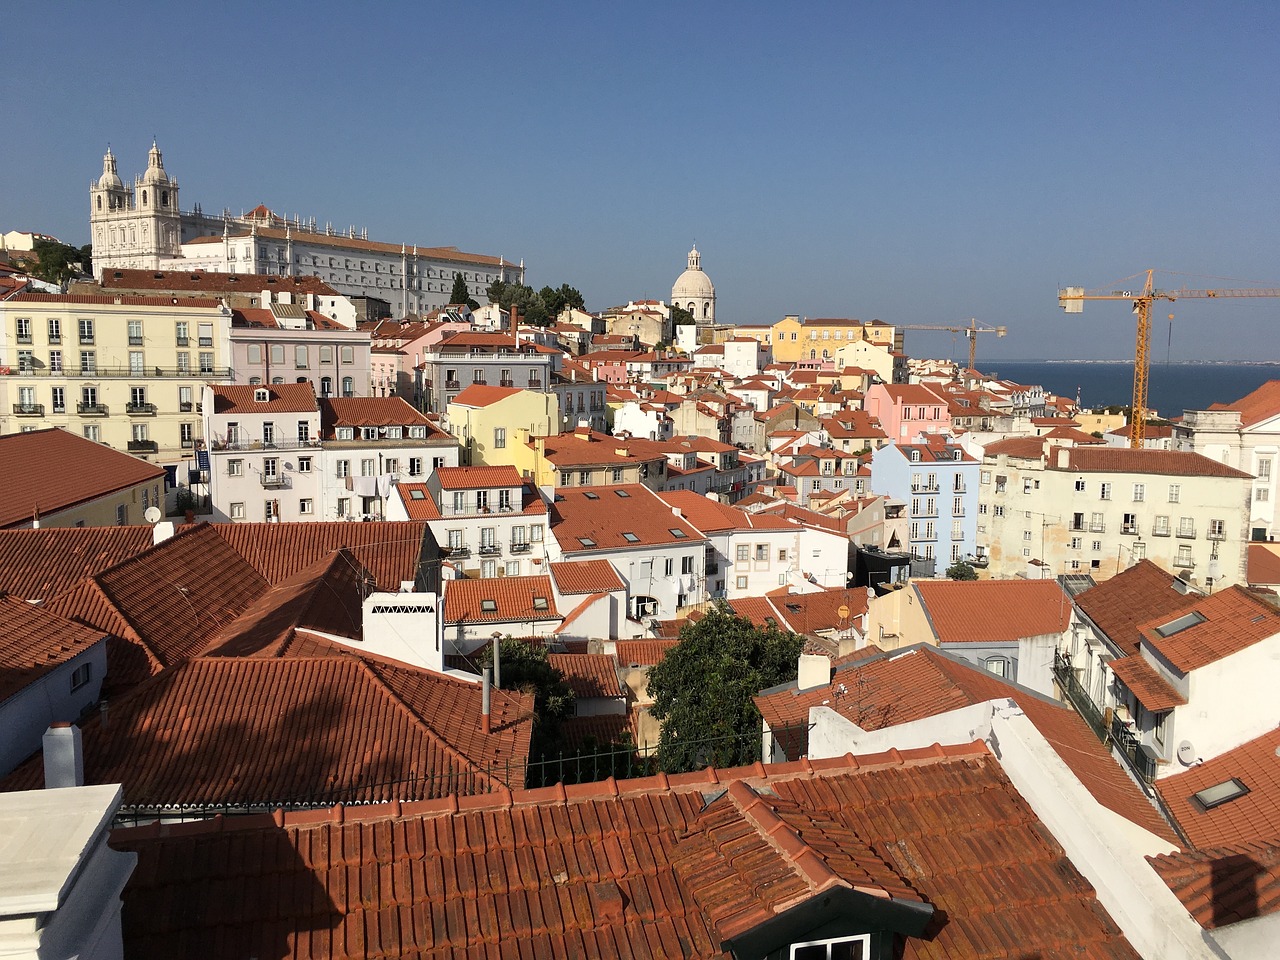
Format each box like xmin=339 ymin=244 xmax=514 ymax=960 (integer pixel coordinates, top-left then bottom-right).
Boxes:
xmin=810 ymin=349 xmax=817 ymax=359
xmin=161 ymin=190 xmax=168 ymax=207
xmin=272 ymin=376 xmax=284 ymax=384
xmin=141 ymin=190 xmax=148 ymax=205
xmin=703 ymin=303 xmax=710 ymax=318
xmin=320 ymin=376 xmax=333 ymax=396
xmin=342 ymin=376 xmax=354 ymax=397
xmin=297 ymin=376 xmax=308 ymax=384
xmin=96 ymin=196 xmax=102 ymax=211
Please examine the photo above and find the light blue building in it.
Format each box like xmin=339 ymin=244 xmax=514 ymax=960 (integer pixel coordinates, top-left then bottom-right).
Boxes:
xmin=869 ymin=440 xmax=980 ymax=574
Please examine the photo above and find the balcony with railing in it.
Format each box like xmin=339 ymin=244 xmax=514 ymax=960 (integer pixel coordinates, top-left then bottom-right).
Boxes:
xmin=180 ymin=401 xmax=194 ymax=412
xmin=12 ymin=403 xmax=43 ymax=416
xmin=127 ymin=440 xmax=158 ymax=453
xmin=1121 ymin=523 xmax=1139 ymax=536
xmin=128 ymin=336 xmax=144 ymax=346
xmin=1177 ymin=525 xmax=1196 ymax=539
xmin=527 ymin=379 xmax=542 ymax=389
xmin=126 ymin=402 xmax=158 ymax=416
xmin=1110 ymin=713 xmax=1158 ymax=784
xmin=48 ymin=333 xmax=61 ymax=345
xmin=77 ymin=402 xmax=109 ymax=416
xmin=1208 ymin=528 xmax=1226 ymax=542
xmin=1089 ymin=521 xmax=1105 ymax=533
xmin=1052 ymin=650 xmax=1108 ymax=742
xmin=175 ymin=336 xmax=189 ymax=346
xmin=447 ymin=545 xmax=471 ymax=559
xmin=2 ymin=365 xmax=232 ymax=380
xmin=478 ymin=543 xmax=502 ymax=557
xmin=16 ymin=332 xmax=32 ymax=345
xmin=444 ymin=380 xmax=461 ymax=390
xmin=259 ymin=474 xmax=290 ymax=489
xmin=79 ymin=335 xmax=95 ymax=346
xmin=510 ymin=541 xmax=531 ymax=554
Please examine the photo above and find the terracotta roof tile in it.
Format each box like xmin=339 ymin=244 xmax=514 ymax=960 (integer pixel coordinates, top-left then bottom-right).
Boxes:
xmin=2 ymin=655 xmax=532 ymax=805
xmin=660 ymin=490 xmax=795 ymax=533
xmin=1248 ymin=543 xmax=1280 ymax=585
xmin=0 ymin=596 xmax=107 ymax=703
xmin=98 ymin=268 xmax=341 ymax=296
xmin=448 ymin=383 xmax=524 ymax=407
xmin=1108 ymin=655 xmax=1187 ymax=711
xmin=0 ymin=429 xmax=166 ymax=529
xmin=1149 ymin=841 xmax=1280 ymax=929
xmin=558 ymin=713 xmax=634 ymax=749
xmin=1157 ymin=728 xmax=1280 ymax=848
xmin=553 ymin=485 xmax=705 ymax=552
xmin=443 ymin=575 xmax=560 ymax=623
xmin=1210 ymin=379 xmax=1280 ymax=428
xmin=1074 ymin=560 xmax=1200 ymax=657
xmin=109 ymin=744 xmax=1141 ymax=960
xmin=228 ymin=225 xmax=508 ymax=268
xmin=319 ymin=396 xmax=434 ymax=429
xmin=1060 ymin=447 xmax=1253 ymax=479
xmin=614 ymin=640 xmax=679 ymax=666
xmin=393 ymin=483 xmax=441 ymax=519
xmin=433 ymin=464 xmax=523 ymax=490
xmin=7 ymin=292 xmax=221 ymax=308
xmin=547 ymin=653 xmax=623 ymax=699
xmin=0 ymin=527 xmax=153 ymax=600
xmin=548 ymin=559 xmax=624 ymax=595
xmin=1136 ymin=585 xmax=1280 ymax=672
xmin=983 ymin=436 xmax=1048 ymax=459
xmin=914 ymin=579 xmax=1071 ymax=642
xmin=210 ymin=383 xmax=318 ymax=414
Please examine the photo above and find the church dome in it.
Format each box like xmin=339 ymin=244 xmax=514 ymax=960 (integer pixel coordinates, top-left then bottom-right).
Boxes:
xmin=140 ymin=140 xmax=171 ymax=185
xmin=672 ymin=245 xmax=714 ymax=300
xmin=97 ymin=147 xmax=123 ymax=190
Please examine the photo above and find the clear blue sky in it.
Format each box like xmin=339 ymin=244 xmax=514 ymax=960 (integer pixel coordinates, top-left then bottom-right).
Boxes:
xmin=4 ymin=1 xmax=1277 ymax=361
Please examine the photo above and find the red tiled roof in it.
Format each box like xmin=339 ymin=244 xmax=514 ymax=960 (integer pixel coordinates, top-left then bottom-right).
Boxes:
xmin=98 ymin=268 xmax=341 ymax=296
xmin=0 ymin=429 xmax=166 ymax=529
xmin=1136 ymin=585 xmax=1280 ymax=672
xmin=1108 ymin=654 xmax=1187 ymax=711
xmin=661 ymin=490 xmax=795 ymax=533
xmin=210 ymin=383 xmax=318 ymax=414
xmin=1059 ymin=447 xmax=1253 ymax=479
xmin=983 ymin=436 xmax=1047 ymax=459
xmin=443 ymin=575 xmax=560 ymax=623
xmin=1149 ymin=841 xmax=1280 ymax=928
xmin=212 ymin=521 xmax=432 ymax=592
xmin=0 ymin=596 xmax=107 ymax=703
xmin=109 ymin=743 xmax=1141 ymax=960
xmin=548 ymin=559 xmax=624 ymax=595
xmin=394 ymin=483 xmax=441 ymax=520
xmin=914 ymin=579 xmax=1071 ymax=642
xmin=615 ymin=639 xmax=679 ymax=666
xmin=1210 ymin=379 xmax=1280 ymax=428
xmin=534 ymin=430 xmax=665 ymax=468
xmin=319 ymin=396 xmax=433 ymax=429
xmin=448 ymin=383 xmax=523 ymax=407
xmin=558 ymin=712 xmax=634 ymax=749
xmin=1248 ymin=543 xmax=1280 ymax=585
xmin=0 ymin=527 xmax=153 ymax=600
xmin=2 ymin=655 xmax=533 ymax=805
xmin=553 ymin=485 xmax=704 ymax=552
xmin=547 ymin=653 xmax=623 ymax=699
xmin=1074 ymin=560 xmax=1200 ymax=657
xmin=6 ymin=293 xmax=221 ymax=308
xmin=433 ymin=464 xmax=522 ymax=490
xmin=1156 ymin=728 xmax=1280 ymax=848
xmin=223 ymin=225 xmax=509 ymax=268
xmin=754 ymin=646 xmax=1176 ymax=843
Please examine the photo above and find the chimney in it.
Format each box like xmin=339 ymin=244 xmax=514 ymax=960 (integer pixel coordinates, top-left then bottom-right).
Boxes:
xmin=797 ymin=653 xmax=831 ymax=693
xmin=492 ymin=636 xmax=502 ymax=688
xmin=481 ymin=667 xmax=492 ymax=735
xmin=152 ymin=520 xmax=176 ymax=546
xmin=1056 ymin=447 xmax=1071 ymax=469
xmin=43 ymin=723 xmax=84 ymax=788
xmin=575 ymin=424 xmax=592 ymax=440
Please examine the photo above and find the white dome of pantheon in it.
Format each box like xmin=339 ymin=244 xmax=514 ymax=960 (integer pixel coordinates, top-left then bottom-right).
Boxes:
xmin=672 ymin=245 xmax=714 ymax=300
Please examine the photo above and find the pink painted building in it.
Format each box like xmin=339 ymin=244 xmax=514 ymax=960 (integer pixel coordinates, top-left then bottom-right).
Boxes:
xmin=864 ymin=383 xmax=950 ymax=442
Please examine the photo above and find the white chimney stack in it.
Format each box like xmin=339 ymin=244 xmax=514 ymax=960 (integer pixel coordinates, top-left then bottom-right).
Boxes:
xmin=481 ymin=667 xmax=492 ymax=735
xmin=43 ymin=723 xmax=84 ymax=789
xmin=797 ymin=653 xmax=831 ymax=693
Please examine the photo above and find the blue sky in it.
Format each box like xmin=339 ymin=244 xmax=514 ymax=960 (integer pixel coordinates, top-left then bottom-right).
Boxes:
xmin=4 ymin=1 xmax=1277 ymax=361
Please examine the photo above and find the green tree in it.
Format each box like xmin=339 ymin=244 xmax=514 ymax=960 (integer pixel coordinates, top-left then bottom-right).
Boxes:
xmin=671 ymin=304 xmax=695 ymax=326
xmin=450 ymin=272 xmax=479 ymax=310
xmin=945 ymin=560 xmax=978 ymax=581
xmin=29 ymin=239 xmax=87 ymax=285
xmin=647 ymin=607 xmax=804 ymax=773
xmin=478 ymin=638 xmax=574 ymax=765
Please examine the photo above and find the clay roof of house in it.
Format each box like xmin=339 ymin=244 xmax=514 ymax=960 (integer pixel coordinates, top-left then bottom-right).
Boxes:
xmin=1249 ymin=543 xmax=1280 ymax=585
xmin=614 ymin=639 xmax=679 ymax=666
xmin=1210 ymin=379 xmax=1280 ymax=427
xmin=753 ymin=645 xmax=1176 ymax=843
xmin=1149 ymin=841 xmax=1280 ymax=929
xmin=552 ymin=485 xmax=704 ymax=552
xmin=660 ymin=490 xmax=794 ymax=534
xmin=547 ymin=653 xmax=623 ymax=699
xmin=1057 ymin=447 xmax=1253 ymax=479
xmin=394 ymin=483 xmax=441 ymax=520
xmin=230 ymin=307 xmax=345 ymax=330
xmin=319 ymin=396 xmax=434 ymax=429
xmin=558 ymin=712 xmax=634 ymax=750
xmin=98 ymin=268 xmax=343 ymax=297
xmin=533 ymin=430 xmax=665 ymax=468
xmin=757 ymin=501 xmax=847 ymax=535
xmin=443 ymin=575 xmax=560 ymax=623
xmin=433 ymin=464 xmax=523 ymax=490
xmin=210 ymin=383 xmax=318 ymax=414
xmin=1135 ymin=585 xmax=1280 ymax=673
xmin=6 ymin=293 xmax=221 ymax=308
xmin=548 ymin=559 xmax=624 ymax=595
xmin=868 ymin=383 xmax=946 ymax=405
xmin=448 ymin=383 xmax=524 ymax=407
xmin=0 ymin=429 xmax=166 ymax=529
xmin=109 ymin=741 xmax=1140 ymax=960
xmin=982 ymin=436 xmax=1048 ymax=459
xmin=913 ymin=579 xmax=1071 ymax=642
xmin=1107 ymin=654 xmax=1187 ymax=712
xmin=0 ymin=595 xmax=108 ymax=704
xmin=1156 ymin=727 xmax=1280 ymax=849
xmin=2 ymin=653 xmax=533 ymax=805
xmin=1073 ymin=560 xmax=1200 ymax=657
xmin=212 ymin=521 xmax=434 ymax=592
xmin=0 ymin=527 xmax=153 ymax=600
xmin=214 ymin=225 xmax=508 ymax=268
xmin=768 ymin=588 xmax=868 ymax=634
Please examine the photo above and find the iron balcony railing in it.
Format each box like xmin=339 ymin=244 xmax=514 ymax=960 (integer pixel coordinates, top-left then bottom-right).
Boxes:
xmin=1110 ymin=713 xmax=1158 ymax=783
xmin=12 ymin=403 xmax=43 ymax=416
xmin=1 ymin=365 xmax=233 ymax=380
xmin=77 ymin=402 xmax=109 ymax=416
xmin=509 ymin=542 xmax=531 ymax=554
xmin=259 ymin=474 xmax=290 ymax=489
xmin=1052 ymin=650 xmax=1108 ymax=742
xmin=126 ymin=402 xmax=158 ymax=415
xmin=478 ymin=544 xmax=501 ymax=556
xmin=127 ymin=440 xmax=158 ymax=453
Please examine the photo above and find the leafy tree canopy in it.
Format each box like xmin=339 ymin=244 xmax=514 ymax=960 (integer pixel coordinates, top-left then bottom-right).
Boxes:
xmin=945 ymin=560 xmax=978 ymax=581
xmin=671 ymin=304 xmax=695 ymax=326
xmin=485 ymin=278 xmax=583 ymax=327
xmin=29 ymin=239 xmax=90 ymax=285
xmin=450 ymin=272 xmax=480 ymax=310
xmin=478 ymin=637 xmax=575 ymax=726
xmin=646 ymin=607 xmax=804 ymax=773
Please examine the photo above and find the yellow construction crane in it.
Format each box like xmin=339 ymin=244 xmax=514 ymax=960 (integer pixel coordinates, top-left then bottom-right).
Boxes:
xmin=898 ymin=318 xmax=1007 ymax=371
xmin=1058 ymin=271 xmax=1280 ymax=447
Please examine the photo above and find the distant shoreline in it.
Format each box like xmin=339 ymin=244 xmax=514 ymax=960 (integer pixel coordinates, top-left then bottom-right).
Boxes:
xmin=988 ymin=359 xmax=1280 ymax=366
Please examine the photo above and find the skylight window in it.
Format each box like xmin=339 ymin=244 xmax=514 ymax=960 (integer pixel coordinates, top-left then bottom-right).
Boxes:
xmin=1154 ymin=610 xmax=1208 ymax=638
xmin=532 ymin=597 xmax=549 ymax=610
xmin=577 ymin=537 xmax=596 ymax=547
xmin=669 ymin=528 xmax=687 ymax=538
xmin=584 ymin=491 xmax=600 ymax=500
xmin=622 ymin=532 xmax=640 ymax=543
xmin=480 ymin=599 xmax=498 ymax=613
xmin=409 ymin=489 xmax=426 ymax=500
xmin=614 ymin=489 xmax=631 ymax=498
xmin=1192 ymin=778 xmax=1249 ymax=811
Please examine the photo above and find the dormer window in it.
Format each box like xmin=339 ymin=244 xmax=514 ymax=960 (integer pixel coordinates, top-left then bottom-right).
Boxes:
xmin=362 ymin=427 xmax=378 ymax=441
xmin=337 ymin=427 xmax=355 ymax=441
xmin=910 ymin=450 xmax=921 ymax=462
xmin=254 ymin=388 xmax=270 ymax=403
xmin=409 ymin=426 xmax=427 ymax=439
xmin=386 ymin=426 xmax=402 ymax=440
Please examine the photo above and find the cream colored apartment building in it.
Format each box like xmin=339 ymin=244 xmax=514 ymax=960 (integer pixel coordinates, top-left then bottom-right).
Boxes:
xmin=0 ymin=293 xmax=233 ymax=472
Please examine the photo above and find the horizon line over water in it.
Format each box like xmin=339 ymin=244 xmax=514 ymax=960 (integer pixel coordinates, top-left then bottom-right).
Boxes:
xmin=975 ymin=360 xmax=1278 ymax=418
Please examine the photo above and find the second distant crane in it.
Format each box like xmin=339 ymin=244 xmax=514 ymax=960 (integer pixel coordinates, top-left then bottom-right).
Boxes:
xmin=898 ymin=318 xmax=1007 ymax=372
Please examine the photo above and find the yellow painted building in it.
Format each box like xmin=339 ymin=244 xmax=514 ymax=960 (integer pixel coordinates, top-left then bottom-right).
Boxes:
xmin=0 ymin=294 xmax=233 ymax=471
xmin=768 ymin=316 xmax=899 ymax=364
xmin=446 ymin=385 xmax=558 ymax=467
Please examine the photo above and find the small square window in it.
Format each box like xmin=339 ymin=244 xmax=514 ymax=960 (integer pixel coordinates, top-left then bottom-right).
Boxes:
xmin=480 ymin=599 xmax=498 ymax=613
xmin=70 ymin=662 xmax=92 ymax=692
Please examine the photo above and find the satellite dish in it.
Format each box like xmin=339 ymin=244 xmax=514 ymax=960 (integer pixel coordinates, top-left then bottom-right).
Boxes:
xmin=144 ymin=506 xmax=162 ymax=524
xmin=1177 ymin=740 xmax=1197 ymax=766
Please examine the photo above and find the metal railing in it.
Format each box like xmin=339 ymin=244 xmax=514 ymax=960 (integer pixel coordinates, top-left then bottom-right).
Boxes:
xmin=12 ymin=403 xmax=43 ymax=416
xmin=2 ymin=365 xmax=233 ymax=379
xmin=1110 ymin=713 xmax=1157 ymax=783
xmin=259 ymin=474 xmax=290 ymax=489
xmin=77 ymin=402 xmax=109 ymax=416
xmin=509 ymin=542 xmax=531 ymax=554
xmin=1052 ymin=650 xmax=1108 ymax=742
xmin=126 ymin=402 xmax=158 ymax=415
xmin=127 ymin=440 xmax=158 ymax=453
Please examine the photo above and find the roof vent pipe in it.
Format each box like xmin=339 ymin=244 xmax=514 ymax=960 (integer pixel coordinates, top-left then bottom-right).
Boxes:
xmin=481 ymin=667 xmax=492 ymax=735
xmin=492 ymin=636 xmax=501 ymax=689
xmin=43 ymin=722 xmax=84 ymax=789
